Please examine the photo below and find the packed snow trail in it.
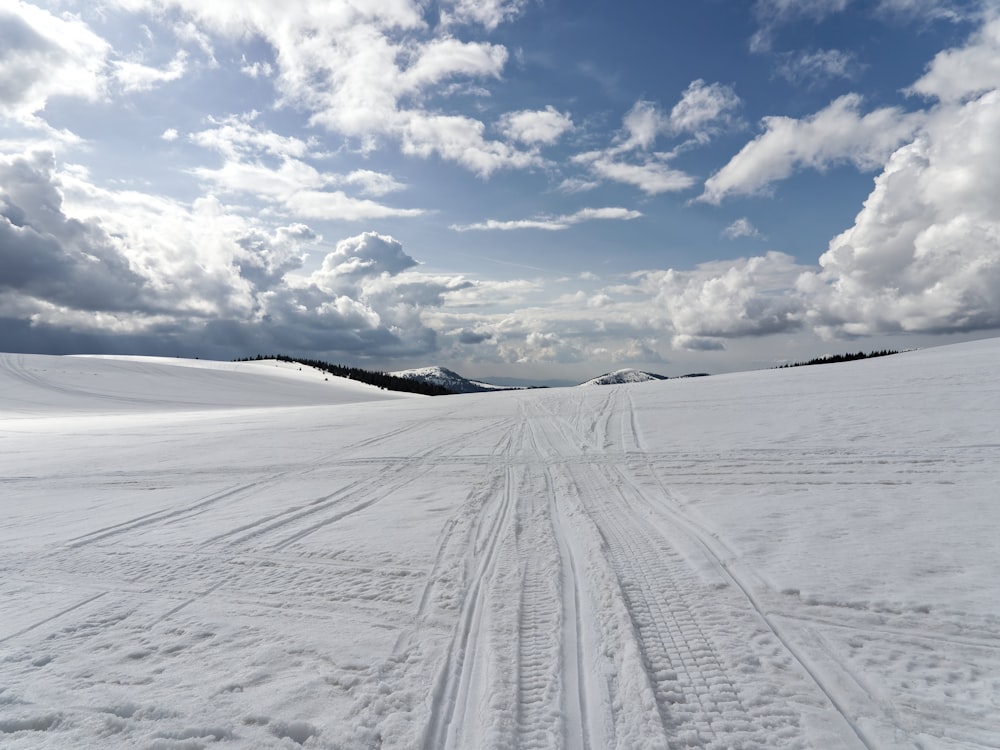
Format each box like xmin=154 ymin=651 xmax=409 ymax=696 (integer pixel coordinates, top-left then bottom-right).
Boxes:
xmin=2 ymin=345 xmax=1000 ymax=748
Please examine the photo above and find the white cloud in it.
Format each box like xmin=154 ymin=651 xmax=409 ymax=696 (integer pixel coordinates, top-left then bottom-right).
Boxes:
xmin=669 ymin=80 xmax=742 ymax=141
xmin=399 ymin=37 xmax=508 ymax=92
xmin=0 ymin=149 xmax=461 ymax=358
xmin=240 ymin=57 xmax=273 ymax=78
xmin=113 ymin=50 xmax=187 ymax=93
xmin=640 ymin=252 xmax=811 ymax=347
xmin=451 ymin=206 xmax=642 ymax=232
xmin=401 ymin=112 xmax=541 ymax=177
xmin=284 ymin=190 xmax=425 ymax=221
xmin=189 ymin=116 xmax=423 ymax=220
xmin=800 ymin=88 xmax=1000 ymax=337
xmin=700 ymin=94 xmax=924 ymax=203
xmin=909 ymin=15 xmax=1000 ymax=102
xmin=340 ymin=169 xmax=406 ymax=197
xmin=439 ymin=0 xmax=527 ymax=30
xmin=161 ymin=128 xmax=179 ymax=141
xmin=617 ymin=100 xmax=668 ymax=151
xmin=0 ymin=2 xmax=111 ymax=122
xmin=723 ymin=218 xmax=765 ymax=240
xmin=576 ymin=151 xmax=696 ymax=195
xmin=567 ymin=98 xmax=700 ymax=194
xmin=499 ymin=106 xmax=573 ymax=145
xmin=309 ymin=232 xmax=417 ymax=291
xmin=104 ymin=0 xmax=531 ymax=176
xmin=190 ymin=112 xmax=314 ymax=160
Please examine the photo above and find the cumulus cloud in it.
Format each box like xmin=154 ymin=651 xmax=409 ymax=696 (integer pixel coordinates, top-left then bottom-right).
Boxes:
xmin=669 ymin=80 xmax=742 ymax=141
xmin=909 ymin=14 xmax=1000 ymax=102
xmin=800 ymin=88 xmax=1000 ymax=337
xmin=700 ymin=94 xmax=924 ymax=203
xmin=310 ymin=232 xmax=417 ymax=291
xmin=0 ymin=3 xmax=110 ymax=122
xmin=617 ymin=100 xmax=669 ymax=151
xmin=451 ymin=206 xmax=642 ymax=232
xmin=723 ymin=218 xmax=765 ymax=240
xmin=0 ymin=151 xmax=146 ymax=312
xmin=401 ymin=112 xmax=542 ymax=177
xmin=498 ymin=105 xmax=573 ymax=145
xmin=0 ymin=150 xmax=465 ymax=360
xmin=779 ymin=13 xmax=1000 ymax=339
xmin=639 ymin=252 xmax=811 ymax=348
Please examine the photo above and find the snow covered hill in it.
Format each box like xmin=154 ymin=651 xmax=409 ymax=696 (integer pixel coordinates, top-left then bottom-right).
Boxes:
xmin=390 ymin=365 xmax=509 ymax=393
xmin=580 ymin=367 xmax=669 ymax=385
xmin=2 ymin=340 xmax=999 ymax=749
xmin=0 ymin=354 xmax=419 ymax=417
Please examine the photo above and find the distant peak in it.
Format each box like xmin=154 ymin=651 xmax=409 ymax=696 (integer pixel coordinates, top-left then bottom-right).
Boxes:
xmin=580 ymin=368 xmax=669 ymax=386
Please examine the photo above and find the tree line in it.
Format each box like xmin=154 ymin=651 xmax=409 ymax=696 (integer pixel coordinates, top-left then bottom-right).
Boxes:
xmin=776 ymin=349 xmax=900 ymax=369
xmin=234 ymin=354 xmax=455 ymax=396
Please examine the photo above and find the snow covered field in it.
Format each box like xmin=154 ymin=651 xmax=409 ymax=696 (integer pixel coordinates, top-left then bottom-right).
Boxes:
xmin=1 ymin=342 xmax=998 ymax=749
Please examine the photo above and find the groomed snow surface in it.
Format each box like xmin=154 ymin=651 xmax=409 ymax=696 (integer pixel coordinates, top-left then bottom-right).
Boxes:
xmin=2 ymin=343 xmax=999 ymax=749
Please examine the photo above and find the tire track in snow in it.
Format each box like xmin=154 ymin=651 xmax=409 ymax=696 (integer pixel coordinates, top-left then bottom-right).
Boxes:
xmin=533 ymin=392 xmax=823 ymax=749
xmin=524 ymin=402 xmax=669 ymax=750
xmin=519 ymin=409 xmax=608 ymax=750
xmin=422 ymin=463 xmax=519 ymax=750
xmin=612 ymin=391 xmax=881 ymax=749
xmin=513 ymin=471 xmax=564 ymax=750
xmin=584 ymin=463 xmax=762 ymax=749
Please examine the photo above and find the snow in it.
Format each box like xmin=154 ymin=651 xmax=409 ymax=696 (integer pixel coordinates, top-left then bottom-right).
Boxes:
xmin=2 ymin=341 xmax=999 ymax=749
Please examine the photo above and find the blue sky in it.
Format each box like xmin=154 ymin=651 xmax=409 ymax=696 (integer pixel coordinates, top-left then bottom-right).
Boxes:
xmin=2 ymin=0 xmax=999 ymax=383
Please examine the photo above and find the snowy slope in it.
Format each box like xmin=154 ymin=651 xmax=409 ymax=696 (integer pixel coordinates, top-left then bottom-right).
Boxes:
xmin=2 ymin=341 xmax=999 ymax=749
xmin=581 ymin=367 xmax=669 ymax=385
xmin=0 ymin=354 xmax=418 ymax=417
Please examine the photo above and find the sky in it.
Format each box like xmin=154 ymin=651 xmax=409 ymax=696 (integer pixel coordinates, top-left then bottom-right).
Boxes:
xmin=2 ymin=0 xmax=1000 ymax=384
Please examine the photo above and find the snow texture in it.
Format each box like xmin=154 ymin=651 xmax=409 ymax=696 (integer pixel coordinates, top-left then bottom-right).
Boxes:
xmin=1 ymin=341 xmax=999 ymax=749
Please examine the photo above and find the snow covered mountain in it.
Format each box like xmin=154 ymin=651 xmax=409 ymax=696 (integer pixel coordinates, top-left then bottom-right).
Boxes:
xmin=2 ymin=341 xmax=999 ymax=749
xmin=580 ymin=367 xmax=669 ymax=385
xmin=390 ymin=365 xmax=510 ymax=393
